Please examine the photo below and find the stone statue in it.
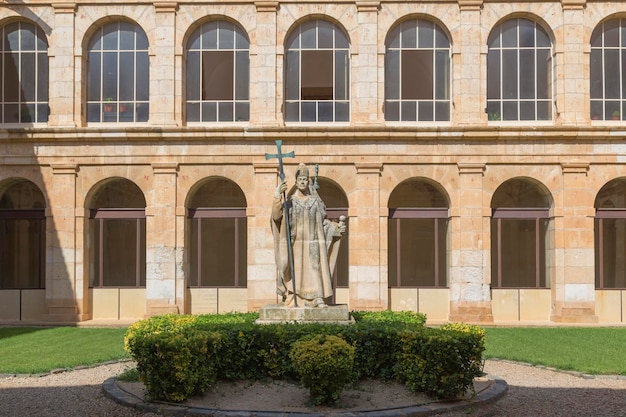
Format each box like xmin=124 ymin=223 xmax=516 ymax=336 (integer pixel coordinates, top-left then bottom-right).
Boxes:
xmin=271 ymin=163 xmax=346 ymax=308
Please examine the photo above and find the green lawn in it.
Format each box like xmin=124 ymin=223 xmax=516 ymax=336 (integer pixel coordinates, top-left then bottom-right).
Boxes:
xmin=0 ymin=327 xmax=130 ymax=374
xmin=0 ymin=326 xmax=625 ymax=376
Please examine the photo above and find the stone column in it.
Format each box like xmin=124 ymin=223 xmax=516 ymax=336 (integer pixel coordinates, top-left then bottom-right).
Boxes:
xmin=557 ymin=0 xmax=588 ymax=125
xmin=449 ymin=163 xmax=493 ymax=322
xmin=455 ymin=0 xmax=484 ymax=125
xmin=145 ymin=163 xmax=180 ymax=316
xmin=350 ymin=162 xmax=385 ymax=310
xmin=353 ymin=1 xmax=382 ymax=125
xmin=552 ymin=163 xmax=598 ymax=322
xmin=48 ymin=3 xmax=77 ymax=127
xmin=151 ymin=2 xmax=178 ymax=126
xmin=250 ymin=1 xmax=280 ymax=126
xmin=247 ymin=162 xmax=281 ymax=310
xmin=45 ymin=164 xmax=83 ymax=321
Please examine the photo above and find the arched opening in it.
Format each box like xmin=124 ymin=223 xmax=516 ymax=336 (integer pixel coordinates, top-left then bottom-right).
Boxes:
xmin=595 ymin=178 xmax=626 ymax=289
xmin=491 ymin=178 xmax=552 ymax=288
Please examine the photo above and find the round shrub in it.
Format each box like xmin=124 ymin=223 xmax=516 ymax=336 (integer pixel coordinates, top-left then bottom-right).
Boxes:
xmin=289 ymin=334 xmax=355 ymax=406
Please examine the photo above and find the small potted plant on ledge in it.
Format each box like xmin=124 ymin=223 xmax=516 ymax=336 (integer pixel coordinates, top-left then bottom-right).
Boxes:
xmin=103 ymin=97 xmax=115 ymax=113
xmin=612 ymin=110 xmax=621 ymax=120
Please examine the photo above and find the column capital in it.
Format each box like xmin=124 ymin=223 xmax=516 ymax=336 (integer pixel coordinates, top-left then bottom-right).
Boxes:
xmin=356 ymin=1 xmax=380 ymax=13
xmin=255 ymin=1 xmax=279 ymax=12
xmin=561 ymin=0 xmax=586 ymax=10
xmin=154 ymin=2 xmax=178 ymax=13
xmin=52 ymin=3 xmax=77 ymax=14
xmin=457 ymin=0 xmax=483 ymax=12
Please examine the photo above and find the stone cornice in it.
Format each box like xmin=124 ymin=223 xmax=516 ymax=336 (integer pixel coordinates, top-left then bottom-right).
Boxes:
xmin=255 ymin=1 xmax=279 ymax=12
xmin=458 ymin=0 xmax=483 ymax=11
xmin=561 ymin=0 xmax=586 ymax=10
xmin=154 ymin=2 xmax=178 ymax=13
xmin=356 ymin=1 xmax=380 ymax=12
xmin=561 ymin=162 xmax=589 ymax=174
xmin=52 ymin=3 xmax=77 ymax=13
xmin=355 ymin=162 xmax=383 ymax=175
xmin=457 ymin=162 xmax=485 ymax=175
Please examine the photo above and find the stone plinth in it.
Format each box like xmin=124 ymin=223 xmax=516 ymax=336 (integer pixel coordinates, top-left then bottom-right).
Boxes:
xmin=256 ymin=304 xmax=354 ymax=325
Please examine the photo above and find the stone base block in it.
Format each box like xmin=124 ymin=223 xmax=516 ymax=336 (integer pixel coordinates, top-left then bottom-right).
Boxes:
xmin=256 ymin=304 xmax=354 ymax=325
xmin=449 ymin=301 xmax=494 ymax=323
xmin=551 ymin=307 xmax=598 ymax=323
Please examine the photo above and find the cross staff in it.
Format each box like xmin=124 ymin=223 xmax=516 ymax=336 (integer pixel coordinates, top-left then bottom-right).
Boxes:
xmin=265 ymin=140 xmax=298 ymax=306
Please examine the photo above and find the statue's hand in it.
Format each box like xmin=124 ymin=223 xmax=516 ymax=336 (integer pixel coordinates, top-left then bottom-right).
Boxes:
xmin=337 ymin=215 xmax=347 ymax=235
xmin=274 ymin=180 xmax=288 ymax=198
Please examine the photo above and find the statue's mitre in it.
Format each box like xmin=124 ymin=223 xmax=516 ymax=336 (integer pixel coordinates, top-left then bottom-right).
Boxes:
xmin=296 ymin=163 xmax=309 ymax=178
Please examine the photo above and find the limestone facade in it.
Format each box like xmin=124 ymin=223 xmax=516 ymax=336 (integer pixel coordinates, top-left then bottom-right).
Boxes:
xmin=1 ymin=0 xmax=626 ymax=324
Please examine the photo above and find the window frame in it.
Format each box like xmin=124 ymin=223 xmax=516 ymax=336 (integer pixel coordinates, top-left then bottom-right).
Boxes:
xmin=284 ymin=19 xmax=350 ymax=123
xmin=86 ymin=21 xmax=150 ymax=124
xmin=486 ymin=18 xmax=553 ymax=122
xmin=384 ymin=19 xmax=451 ymax=122
xmin=185 ymin=20 xmax=250 ymax=123
xmin=0 ymin=20 xmax=49 ymax=124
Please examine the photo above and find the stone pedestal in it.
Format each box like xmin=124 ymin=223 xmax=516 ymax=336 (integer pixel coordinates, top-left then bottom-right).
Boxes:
xmin=256 ymin=304 xmax=354 ymax=325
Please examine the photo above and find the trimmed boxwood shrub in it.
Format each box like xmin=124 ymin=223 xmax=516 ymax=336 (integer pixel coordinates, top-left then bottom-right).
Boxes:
xmin=124 ymin=311 xmax=484 ymax=403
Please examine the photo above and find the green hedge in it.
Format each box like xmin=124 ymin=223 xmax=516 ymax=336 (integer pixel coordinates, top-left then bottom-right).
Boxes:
xmin=125 ymin=311 xmax=484 ymax=402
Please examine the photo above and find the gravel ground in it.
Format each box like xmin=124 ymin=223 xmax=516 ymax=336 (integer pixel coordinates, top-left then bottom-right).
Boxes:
xmin=1 ymin=360 xmax=626 ymax=416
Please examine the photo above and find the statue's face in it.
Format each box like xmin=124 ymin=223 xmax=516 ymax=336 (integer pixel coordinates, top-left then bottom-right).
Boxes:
xmin=296 ymin=175 xmax=309 ymax=192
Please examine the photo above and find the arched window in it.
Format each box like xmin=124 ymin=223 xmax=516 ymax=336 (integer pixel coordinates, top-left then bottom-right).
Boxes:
xmin=590 ymin=18 xmax=626 ymax=121
xmin=187 ymin=178 xmax=247 ymax=287
xmin=595 ymin=179 xmax=626 ymax=289
xmin=315 ymin=178 xmax=349 ymax=295
xmin=86 ymin=21 xmax=149 ymax=123
xmin=388 ymin=180 xmax=449 ymax=287
xmin=185 ymin=20 xmax=249 ymax=122
xmin=89 ymin=179 xmax=146 ymax=287
xmin=385 ymin=19 xmax=451 ymax=121
xmin=284 ymin=19 xmax=350 ymax=122
xmin=491 ymin=179 xmax=552 ymax=288
xmin=0 ymin=180 xmax=46 ymax=289
xmin=0 ymin=21 xmax=49 ymax=123
xmin=487 ymin=18 xmax=552 ymax=121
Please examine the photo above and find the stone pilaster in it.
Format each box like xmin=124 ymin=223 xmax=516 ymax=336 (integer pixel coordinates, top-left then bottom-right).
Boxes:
xmin=248 ymin=162 xmax=281 ymax=310
xmin=551 ymin=163 xmax=598 ymax=323
xmin=250 ymin=1 xmax=280 ymax=126
xmin=353 ymin=1 xmax=382 ymax=125
xmin=150 ymin=2 xmax=178 ymax=126
xmin=449 ymin=163 xmax=493 ymax=322
xmin=455 ymin=0 xmax=484 ymax=125
xmin=45 ymin=164 xmax=83 ymax=321
xmin=350 ymin=162 xmax=385 ymax=310
xmin=557 ymin=1 xmax=588 ymax=125
xmin=48 ymin=3 xmax=77 ymax=127
xmin=145 ymin=163 xmax=180 ymax=316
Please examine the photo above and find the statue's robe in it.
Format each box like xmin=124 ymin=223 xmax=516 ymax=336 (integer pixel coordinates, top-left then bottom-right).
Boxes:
xmin=271 ymin=190 xmax=341 ymax=305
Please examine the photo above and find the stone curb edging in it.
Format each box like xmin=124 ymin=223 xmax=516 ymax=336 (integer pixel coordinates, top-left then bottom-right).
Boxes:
xmin=102 ymin=375 xmax=508 ymax=417
xmin=0 ymin=359 xmax=134 ymax=379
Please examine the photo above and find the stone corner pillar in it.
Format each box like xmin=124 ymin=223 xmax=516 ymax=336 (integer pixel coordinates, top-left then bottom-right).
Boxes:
xmin=449 ymin=162 xmax=493 ymax=323
xmin=551 ymin=163 xmax=598 ymax=323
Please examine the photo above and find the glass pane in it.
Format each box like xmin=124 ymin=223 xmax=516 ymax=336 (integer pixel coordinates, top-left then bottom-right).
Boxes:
xmin=435 ymin=50 xmax=449 ymax=99
xmin=502 ymin=19 xmax=518 ymax=48
xmin=417 ymin=101 xmax=433 ymax=121
xmin=285 ymin=51 xmax=299 ymax=100
xmin=88 ymin=103 xmax=101 ymax=122
xmin=318 ymin=101 xmax=333 ymax=121
xmin=385 ymin=50 xmax=400 ymax=100
xmin=0 ymin=218 xmax=43 ymax=289
xmin=335 ymin=26 xmax=349 ymax=49
xmin=200 ymin=218 xmax=236 ymax=287
xmin=136 ymin=28 xmax=148 ymax=50
xmin=519 ymin=50 xmax=535 ymax=99
xmin=537 ymin=100 xmax=550 ymax=120
xmin=499 ymin=218 xmax=538 ymax=288
xmin=520 ymin=101 xmax=535 ymax=120
xmin=235 ymin=102 xmax=249 ymax=121
xmin=102 ymin=23 xmax=118 ymax=50
xmin=401 ymin=100 xmax=416 ymax=121
xmin=235 ymin=26 xmax=248 ymax=49
xmin=301 ymin=101 xmax=316 ymax=122
xmin=285 ymin=101 xmax=299 ymax=122
xmin=37 ymin=54 xmax=49 ymax=101
xmin=487 ymin=50 xmax=501 ymax=99
xmin=119 ymin=22 xmax=135 ymax=50
xmin=301 ymin=50 xmax=333 ymax=100
xmin=102 ymin=219 xmax=138 ymax=287
xmin=502 ymin=50 xmax=518 ymax=99
xmin=136 ymin=103 xmax=148 ymax=122
xmin=87 ymin=52 xmax=101 ymax=101
xmin=387 ymin=25 xmax=400 ymax=48
xmin=519 ymin=19 xmax=535 ymax=48
xmin=606 ymin=101 xmax=620 ymax=120
xmin=235 ymin=51 xmax=249 ymax=100
xmin=590 ymin=49 xmax=602 ymax=99
xmin=385 ymin=101 xmax=399 ymax=121
xmin=399 ymin=219 xmax=436 ymax=287
xmin=388 ymin=219 xmax=398 ymax=287
xmin=203 ymin=22 xmax=218 ymax=49
xmin=202 ymin=101 xmax=217 ymax=122
xmin=218 ymin=101 xmax=233 ymax=122
xmin=600 ymin=218 xmax=626 ymax=288
xmin=136 ymin=52 xmax=149 ymax=101
xmin=186 ymin=51 xmax=200 ymax=101
xmin=102 ymin=52 xmax=118 ymax=100
xmin=434 ymin=101 xmax=449 ymax=121
xmin=605 ymin=49 xmax=620 ymax=99
xmin=604 ymin=19 xmax=619 ymax=48
xmin=36 ymin=103 xmax=49 ymax=123
xmin=536 ymin=25 xmax=550 ymax=48
xmin=318 ymin=20 xmax=333 ymax=49
xmin=335 ymin=101 xmax=349 ymax=121
xmin=189 ymin=219 xmax=200 ymax=286
xmin=4 ymin=104 xmax=19 ymax=123
xmin=434 ymin=24 xmax=448 ymax=48
xmin=335 ymin=50 xmax=349 ymax=100
xmin=20 ymin=53 xmax=36 ymax=101
xmin=536 ymin=49 xmax=551 ymax=100
xmin=36 ymin=27 xmax=47 ymax=50
xmin=590 ymin=100 xmax=603 ymax=120
xmin=186 ymin=102 xmax=199 ymax=121
xmin=401 ymin=21 xmax=416 ymax=48
xmin=300 ymin=21 xmax=316 ymax=49
xmin=418 ymin=20 xmax=434 ymax=48
xmin=188 ymin=27 xmax=201 ymax=50
xmin=20 ymin=23 xmax=36 ymax=51
xmin=219 ymin=23 xmax=235 ymax=49
xmin=503 ymin=101 xmax=518 ymax=120
xmin=4 ymin=53 xmax=19 ymax=101
xmin=488 ymin=26 xmax=501 ymax=49
xmin=487 ymin=101 xmax=501 ymax=121
xmin=119 ymin=52 xmax=135 ymax=101
xmin=5 ymin=23 xmax=19 ymax=51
